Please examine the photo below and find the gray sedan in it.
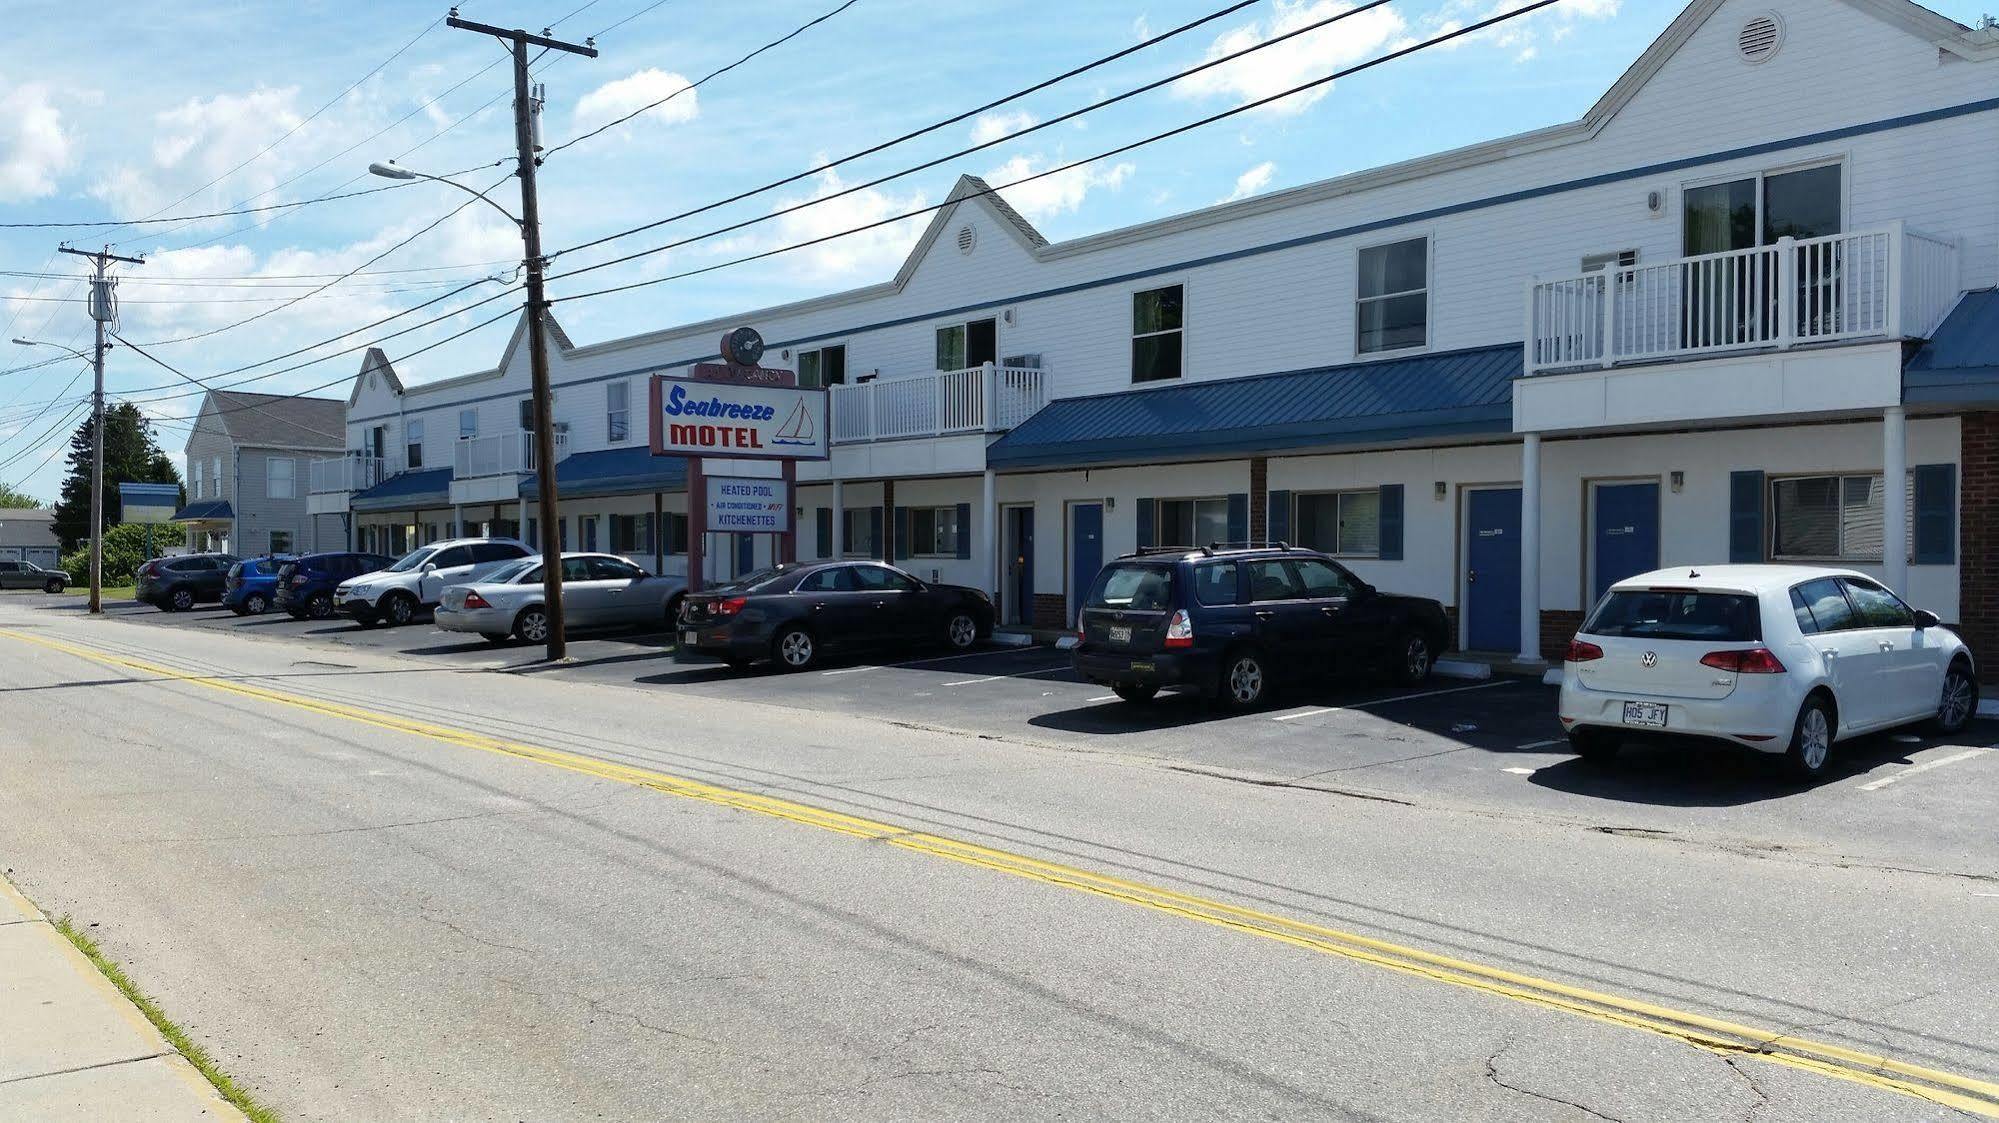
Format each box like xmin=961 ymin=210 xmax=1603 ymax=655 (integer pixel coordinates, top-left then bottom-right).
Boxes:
xmin=435 ymin=552 xmax=687 ymax=644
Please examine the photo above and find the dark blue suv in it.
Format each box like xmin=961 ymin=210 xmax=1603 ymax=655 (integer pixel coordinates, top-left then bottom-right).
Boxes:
xmin=1073 ymin=546 xmax=1450 ymax=708
xmin=275 ymin=552 xmax=394 ymax=620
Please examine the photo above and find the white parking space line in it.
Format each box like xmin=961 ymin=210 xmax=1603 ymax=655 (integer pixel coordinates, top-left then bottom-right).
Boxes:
xmin=1516 ymin=739 xmax=1564 ymax=750
xmin=1273 ymin=707 xmax=1337 ymax=722
xmin=1502 ymin=767 xmax=1538 ymax=775
xmin=1087 ymin=694 xmax=1120 ymax=703
xmin=1271 ymin=680 xmax=1516 ymax=722
xmin=1857 ymin=747 xmax=1993 ymax=792
xmin=942 ymin=676 xmax=1006 ymax=687
xmin=820 ymin=648 xmax=1053 ymax=676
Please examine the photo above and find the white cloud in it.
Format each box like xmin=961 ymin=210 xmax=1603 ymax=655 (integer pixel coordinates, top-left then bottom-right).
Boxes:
xmin=986 ymin=153 xmax=1133 ymax=222
xmin=1173 ymin=0 xmax=1407 ymax=116
xmin=970 ymin=110 xmax=1035 ymax=146
xmin=0 ymin=83 xmax=75 ymax=202
xmin=1424 ymin=0 xmax=1617 ymax=62
xmin=1221 ymin=160 xmax=1276 ymax=203
xmin=88 ymin=86 xmax=320 ymax=223
xmin=573 ymin=69 xmax=699 ymax=134
xmin=712 ymin=165 xmax=930 ymax=284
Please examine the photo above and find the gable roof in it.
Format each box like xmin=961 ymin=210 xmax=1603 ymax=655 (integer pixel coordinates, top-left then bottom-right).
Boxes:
xmin=346 ymin=347 xmax=405 ymax=407
xmin=199 ymin=391 xmax=345 ymax=451
xmin=890 ymin=175 xmax=1047 ymax=289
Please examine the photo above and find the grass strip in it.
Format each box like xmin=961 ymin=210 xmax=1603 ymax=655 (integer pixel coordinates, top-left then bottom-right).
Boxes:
xmin=52 ymin=915 xmax=281 ymax=1123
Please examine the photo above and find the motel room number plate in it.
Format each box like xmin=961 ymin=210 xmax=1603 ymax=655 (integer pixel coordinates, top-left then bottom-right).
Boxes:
xmin=1621 ymin=701 xmax=1668 ymax=728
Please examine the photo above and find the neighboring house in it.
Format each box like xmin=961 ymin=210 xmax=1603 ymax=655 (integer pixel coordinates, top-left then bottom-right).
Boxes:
xmin=311 ymin=0 xmax=1999 ymax=673
xmin=0 ymin=508 xmax=60 ymax=568
xmin=175 ymin=391 xmax=347 ymax=556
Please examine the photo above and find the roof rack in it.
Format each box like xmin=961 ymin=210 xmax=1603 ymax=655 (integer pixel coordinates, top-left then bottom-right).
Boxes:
xmin=1202 ymin=541 xmax=1293 ymax=553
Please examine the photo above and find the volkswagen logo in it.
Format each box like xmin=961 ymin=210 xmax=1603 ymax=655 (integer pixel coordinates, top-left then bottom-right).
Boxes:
xmin=1640 ymin=651 xmax=1658 ymax=668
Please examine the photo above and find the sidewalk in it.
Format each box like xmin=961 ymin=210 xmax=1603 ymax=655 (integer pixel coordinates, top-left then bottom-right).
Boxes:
xmin=0 ymin=874 xmax=245 ymax=1121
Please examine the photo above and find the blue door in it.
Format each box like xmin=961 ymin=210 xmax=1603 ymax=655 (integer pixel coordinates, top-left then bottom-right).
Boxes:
xmin=1466 ymin=487 xmax=1522 ymax=652
xmin=1069 ymin=503 xmax=1103 ymax=627
xmin=1008 ymin=506 xmax=1034 ymax=626
xmin=1592 ymin=482 xmax=1660 ymax=606
xmin=735 ymin=533 xmax=755 ymax=576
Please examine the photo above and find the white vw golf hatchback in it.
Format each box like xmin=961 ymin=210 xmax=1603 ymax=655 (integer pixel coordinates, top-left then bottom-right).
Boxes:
xmin=1559 ymin=566 xmax=1977 ymax=778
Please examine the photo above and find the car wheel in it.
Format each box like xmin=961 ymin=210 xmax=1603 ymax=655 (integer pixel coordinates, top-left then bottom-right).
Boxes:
xmin=945 ymin=611 xmax=978 ymax=650
xmin=514 ymin=607 xmax=550 ymax=645
xmin=305 ymin=593 xmax=334 ymax=620
xmin=244 ymin=593 xmax=268 ymax=615
xmin=169 ymin=587 xmax=194 ymax=612
xmin=1391 ymin=630 xmax=1434 ymax=686
xmin=1929 ymin=660 xmax=1978 ymax=736
xmin=1218 ymin=648 xmax=1268 ymax=709
xmin=229 ymin=604 xmax=249 ymax=617
xmin=1567 ymin=728 xmax=1620 ymax=764
xmin=1785 ymin=694 xmax=1836 ymax=780
xmin=1112 ymin=683 xmax=1159 ymax=705
xmin=383 ymin=592 xmax=417 ymax=627
xmin=774 ymin=626 xmax=817 ymax=671
xmin=44 ymin=578 xmax=64 ymax=593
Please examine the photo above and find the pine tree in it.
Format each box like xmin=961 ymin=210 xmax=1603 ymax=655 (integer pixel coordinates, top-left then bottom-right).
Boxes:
xmin=49 ymin=403 xmax=184 ymax=552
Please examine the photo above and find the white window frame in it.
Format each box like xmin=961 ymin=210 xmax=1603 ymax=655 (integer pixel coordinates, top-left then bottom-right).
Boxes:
xmin=1679 ymin=155 xmax=1849 ymax=252
xmin=1291 ymin=489 xmax=1382 ymax=558
xmin=797 ymin=343 xmax=848 ymax=388
xmin=458 ymin=409 xmax=478 ymax=440
xmin=405 ymin=419 xmax=425 ymax=469
xmin=934 ymin=318 xmax=999 ymax=372
xmin=1156 ymin=496 xmax=1229 ymax=548
xmin=265 ymin=457 xmax=296 ymax=500
xmin=1768 ymin=471 xmax=1913 ymax=563
xmin=909 ymin=506 xmax=961 ymax=558
xmin=191 ymin=459 xmax=203 ymax=499
xmin=1131 ymin=281 xmax=1188 ymax=383
xmin=1354 ymin=233 xmax=1432 ymax=358
xmin=606 ymin=381 xmax=631 ymax=443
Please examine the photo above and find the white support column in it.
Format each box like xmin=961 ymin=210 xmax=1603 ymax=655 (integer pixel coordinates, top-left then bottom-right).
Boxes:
xmin=831 ymin=479 xmax=846 ymax=558
xmin=518 ymin=498 xmax=529 ymax=539
xmin=980 ymin=469 xmax=997 ymax=598
xmin=1519 ymin=432 xmax=1544 ymax=665
xmin=452 ymin=505 xmax=464 ymax=538
xmin=1883 ymin=405 xmax=1909 ymax=593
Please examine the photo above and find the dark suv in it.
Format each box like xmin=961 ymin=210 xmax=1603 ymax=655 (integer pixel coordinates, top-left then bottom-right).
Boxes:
xmin=1073 ymin=546 xmax=1449 ymax=707
xmin=135 ymin=553 xmax=241 ymax=611
xmin=275 ymin=552 xmax=394 ymax=620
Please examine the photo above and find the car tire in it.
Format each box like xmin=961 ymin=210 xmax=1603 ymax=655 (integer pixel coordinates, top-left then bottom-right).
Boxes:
xmin=229 ymin=604 xmax=249 ymax=617
xmin=353 ymin=611 xmax=380 ymax=628
xmin=514 ymin=607 xmax=550 ymax=645
xmin=383 ymin=592 xmax=418 ymax=627
xmin=1929 ymin=659 xmax=1978 ymax=736
xmin=44 ymin=578 xmax=64 ymax=593
xmin=1390 ymin=630 xmax=1434 ymax=686
xmin=1112 ymin=683 xmax=1159 ymax=705
xmin=305 ymin=593 xmax=334 ymax=621
xmin=1217 ymin=647 xmax=1269 ymax=710
xmin=1567 ymin=728 xmax=1620 ymax=764
xmin=1785 ymin=694 xmax=1836 ymax=780
xmin=773 ymin=626 xmax=817 ymax=672
xmin=244 ymin=593 xmax=268 ymax=615
xmin=168 ymin=587 xmax=194 ymax=612
xmin=944 ymin=611 xmax=978 ymax=650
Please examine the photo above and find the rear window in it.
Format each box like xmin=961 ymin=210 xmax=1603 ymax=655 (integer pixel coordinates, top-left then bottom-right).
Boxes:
xmin=1582 ymin=589 xmax=1762 ymax=642
xmin=1087 ymin=564 xmax=1174 ymax=611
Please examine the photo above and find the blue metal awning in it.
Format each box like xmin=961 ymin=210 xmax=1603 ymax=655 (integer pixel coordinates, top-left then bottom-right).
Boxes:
xmin=519 ymin=447 xmax=689 ymax=499
xmin=171 ymin=499 xmax=233 ymax=521
xmin=1905 ymin=289 xmax=1999 ymax=403
xmin=350 ymin=467 xmax=453 ymax=512
xmin=986 ymin=344 xmax=1521 ymax=469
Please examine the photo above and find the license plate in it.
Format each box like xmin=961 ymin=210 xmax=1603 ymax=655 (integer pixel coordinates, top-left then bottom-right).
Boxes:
xmin=682 ymin=630 xmax=697 ymax=645
xmin=1622 ymin=701 xmax=1668 ymax=727
xmin=1107 ymin=625 xmax=1132 ymax=644
xmin=1130 ymin=661 xmax=1154 ymax=673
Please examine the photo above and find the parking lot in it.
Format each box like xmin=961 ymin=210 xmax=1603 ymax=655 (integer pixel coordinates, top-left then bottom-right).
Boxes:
xmin=13 ymin=587 xmax=1995 ymax=880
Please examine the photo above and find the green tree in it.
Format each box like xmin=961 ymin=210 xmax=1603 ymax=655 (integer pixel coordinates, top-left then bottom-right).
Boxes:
xmin=59 ymin=520 xmax=172 ymax=587
xmin=0 ymin=482 xmax=42 ymax=509
xmin=49 ymin=403 xmax=184 ymax=552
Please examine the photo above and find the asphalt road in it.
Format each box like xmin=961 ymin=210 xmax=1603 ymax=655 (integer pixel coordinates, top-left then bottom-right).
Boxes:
xmin=1 ymin=592 xmax=1995 ymax=1120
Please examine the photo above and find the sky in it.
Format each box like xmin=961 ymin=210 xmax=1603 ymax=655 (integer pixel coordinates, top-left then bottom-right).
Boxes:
xmin=1 ymin=0 xmax=1989 ymax=500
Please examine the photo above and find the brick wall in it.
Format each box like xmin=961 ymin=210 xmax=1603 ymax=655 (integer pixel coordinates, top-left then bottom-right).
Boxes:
xmin=1249 ymin=457 xmax=1267 ymax=544
xmin=1960 ymin=412 xmax=1999 ymax=681
xmin=1033 ymin=593 xmax=1069 ymax=630
xmin=1540 ymin=610 xmax=1585 ymax=663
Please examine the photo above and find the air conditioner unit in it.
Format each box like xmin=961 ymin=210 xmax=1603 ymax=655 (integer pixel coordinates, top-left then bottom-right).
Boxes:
xmin=1001 ymin=353 xmax=1042 ymax=369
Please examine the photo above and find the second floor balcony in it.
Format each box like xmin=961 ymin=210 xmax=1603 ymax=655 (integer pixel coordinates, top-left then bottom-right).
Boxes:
xmin=452 ymin=431 xmax=569 ymax=479
xmin=830 ymin=362 xmax=1047 ymax=445
xmin=1526 ymin=223 xmax=1961 ymax=376
xmin=308 ymin=455 xmax=386 ymax=495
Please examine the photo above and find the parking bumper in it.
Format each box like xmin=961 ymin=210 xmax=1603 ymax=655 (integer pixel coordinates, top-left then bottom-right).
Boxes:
xmin=1073 ymin=648 xmax=1212 ymax=692
xmin=1558 ymin=675 xmax=1795 ymax=752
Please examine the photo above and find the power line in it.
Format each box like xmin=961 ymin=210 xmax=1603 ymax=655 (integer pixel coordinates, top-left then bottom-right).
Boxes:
xmin=543 ymin=0 xmax=861 ymax=159
xmin=0 ymin=368 xmax=89 ymax=466
xmin=0 ymin=183 xmax=420 ymax=230
xmin=549 ymin=0 xmax=1560 ymax=303
xmin=110 ymin=333 xmax=348 ymax=442
xmin=0 ymin=400 xmax=92 ymax=485
xmin=591 ymin=0 xmax=674 ymax=39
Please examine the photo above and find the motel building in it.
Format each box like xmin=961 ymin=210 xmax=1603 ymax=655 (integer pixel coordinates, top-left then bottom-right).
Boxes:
xmin=312 ymin=0 xmax=1999 ymax=673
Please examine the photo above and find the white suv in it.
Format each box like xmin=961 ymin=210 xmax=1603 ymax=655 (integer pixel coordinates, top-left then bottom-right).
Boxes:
xmin=335 ymin=538 xmax=533 ymax=627
xmin=1559 ymin=565 xmax=1976 ymax=778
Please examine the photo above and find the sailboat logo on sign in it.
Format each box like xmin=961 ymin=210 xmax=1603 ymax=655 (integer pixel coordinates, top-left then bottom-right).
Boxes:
xmin=772 ymin=400 xmax=814 ymax=447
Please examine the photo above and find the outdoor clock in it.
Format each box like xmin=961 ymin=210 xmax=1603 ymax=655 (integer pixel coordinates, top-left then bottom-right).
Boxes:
xmin=721 ymin=326 xmax=765 ymax=367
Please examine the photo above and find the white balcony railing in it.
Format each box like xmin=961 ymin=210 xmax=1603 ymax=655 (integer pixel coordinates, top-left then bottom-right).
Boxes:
xmin=452 ymin=431 xmax=568 ymax=479
xmin=1526 ymin=223 xmax=1961 ymax=375
xmin=830 ymin=362 xmax=1047 ymax=444
xmin=308 ymin=455 xmax=385 ymax=495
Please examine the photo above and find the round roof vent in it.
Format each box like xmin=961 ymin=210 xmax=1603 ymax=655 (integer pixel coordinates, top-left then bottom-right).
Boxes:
xmin=956 ymin=224 xmax=976 ymax=255
xmin=1739 ymin=13 xmax=1783 ymax=64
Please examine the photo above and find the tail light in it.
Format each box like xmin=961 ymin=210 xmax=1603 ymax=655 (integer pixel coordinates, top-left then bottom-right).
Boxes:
xmin=1700 ymin=647 xmax=1786 ymax=674
xmin=138 ymin=561 xmax=159 ymax=578
xmin=1164 ymin=609 xmax=1194 ymax=649
xmin=714 ymin=597 xmax=748 ymax=616
xmin=462 ymin=591 xmax=492 ymax=609
xmin=1565 ymin=638 xmax=1604 ymax=663
xmin=291 ymin=574 xmax=309 ymax=586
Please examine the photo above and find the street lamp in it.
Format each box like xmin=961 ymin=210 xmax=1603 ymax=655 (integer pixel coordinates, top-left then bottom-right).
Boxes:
xmin=15 ymin=336 xmax=111 ymax=613
xmin=369 ymin=158 xmax=569 ymax=661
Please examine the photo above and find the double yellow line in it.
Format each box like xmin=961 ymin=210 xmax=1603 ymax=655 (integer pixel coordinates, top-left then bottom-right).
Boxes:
xmin=7 ymin=625 xmax=1996 ymax=1117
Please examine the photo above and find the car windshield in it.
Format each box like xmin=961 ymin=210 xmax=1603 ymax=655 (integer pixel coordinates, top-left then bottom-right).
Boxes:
xmin=1583 ymin=589 xmax=1761 ymax=642
xmin=1087 ymin=564 xmax=1175 ymax=611
xmin=383 ymin=546 xmax=439 ymax=574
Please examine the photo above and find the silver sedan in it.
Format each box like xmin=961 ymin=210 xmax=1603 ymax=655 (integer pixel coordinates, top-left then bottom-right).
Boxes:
xmin=435 ymin=553 xmax=687 ymax=644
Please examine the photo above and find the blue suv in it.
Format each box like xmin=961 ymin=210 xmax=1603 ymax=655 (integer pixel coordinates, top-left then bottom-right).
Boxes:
xmin=224 ymin=556 xmax=295 ymax=615
xmin=275 ymin=552 xmax=394 ymax=620
xmin=1073 ymin=546 xmax=1450 ymax=708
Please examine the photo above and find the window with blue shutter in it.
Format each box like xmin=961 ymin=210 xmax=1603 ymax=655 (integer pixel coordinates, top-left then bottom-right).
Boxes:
xmin=1378 ymin=484 xmax=1404 ymax=560
xmin=869 ymin=507 xmax=884 ymax=560
xmin=816 ymin=508 xmax=833 ymax=558
xmin=1267 ymin=490 xmax=1291 ymax=544
xmin=955 ymin=502 xmax=972 ymax=559
xmin=1913 ymin=463 xmax=1957 ymax=564
xmin=893 ymin=506 xmax=910 ymax=561
xmin=1729 ymin=471 xmax=1764 ymax=563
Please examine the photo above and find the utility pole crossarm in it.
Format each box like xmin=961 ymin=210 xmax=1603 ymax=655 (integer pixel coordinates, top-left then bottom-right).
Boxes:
xmin=444 ymin=15 xmax=599 ymax=56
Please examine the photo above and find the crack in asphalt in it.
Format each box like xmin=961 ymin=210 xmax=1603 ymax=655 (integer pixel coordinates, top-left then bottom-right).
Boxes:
xmin=1159 ymin=764 xmax=1417 ymax=805
xmin=1483 ymin=1042 xmax=1628 ymax=1122
xmin=1723 ymin=1055 xmax=1772 ymax=1122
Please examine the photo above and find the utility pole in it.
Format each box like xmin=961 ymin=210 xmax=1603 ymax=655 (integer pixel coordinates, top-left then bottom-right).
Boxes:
xmin=57 ymin=244 xmax=144 ymax=615
xmin=446 ymin=10 xmax=595 ymax=660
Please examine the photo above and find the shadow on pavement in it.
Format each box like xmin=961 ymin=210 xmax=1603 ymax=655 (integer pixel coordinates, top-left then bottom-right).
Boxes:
xmin=1527 ymin=729 xmax=1944 ymax=806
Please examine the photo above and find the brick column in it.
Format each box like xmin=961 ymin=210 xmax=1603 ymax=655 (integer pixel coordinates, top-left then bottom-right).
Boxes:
xmin=1959 ymin=412 xmax=1999 ymax=681
xmin=1248 ymin=457 xmax=1268 ymax=544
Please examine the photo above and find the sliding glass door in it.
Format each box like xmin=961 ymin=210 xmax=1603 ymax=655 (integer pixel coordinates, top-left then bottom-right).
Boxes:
xmin=1680 ymin=164 xmax=1842 ymax=348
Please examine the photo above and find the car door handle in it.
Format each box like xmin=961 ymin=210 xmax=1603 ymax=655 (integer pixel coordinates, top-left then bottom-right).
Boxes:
xmin=1254 ymin=610 xmax=1275 ymax=619
xmin=1321 ymin=606 xmax=1342 ymax=615
xmin=1821 ymin=648 xmax=1838 ymax=659
xmin=1879 ymin=640 xmax=1895 ymax=651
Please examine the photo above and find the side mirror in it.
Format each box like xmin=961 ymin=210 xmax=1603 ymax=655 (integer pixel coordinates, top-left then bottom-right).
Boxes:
xmin=1913 ymin=608 xmax=1940 ymax=629
xmin=421 ymin=562 xmax=437 ymax=574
